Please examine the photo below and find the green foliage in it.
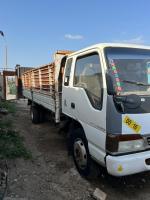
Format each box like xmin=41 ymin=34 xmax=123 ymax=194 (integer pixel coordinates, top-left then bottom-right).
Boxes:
xmin=8 ymin=80 xmax=16 ymax=95
xmin=0 ymin=119 xmax=12 ymax=129
xmin=9 ymin=83 xmax=16 ymax=95
xmin=0 ymin=101 xmax=31 ymax=160
xmin=0 ymin=101 xmax=16 ymax=113
xmin=0 ymin=120 xmax=32 ymax=160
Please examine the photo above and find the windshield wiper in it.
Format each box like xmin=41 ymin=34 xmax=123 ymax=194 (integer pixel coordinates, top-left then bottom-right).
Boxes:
xmin=122 ymin=79 xmax=150 ymax=86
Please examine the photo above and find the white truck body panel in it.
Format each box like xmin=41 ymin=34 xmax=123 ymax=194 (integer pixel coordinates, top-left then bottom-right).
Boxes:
xmin=23 ymin=89 xmax=55 ymax=112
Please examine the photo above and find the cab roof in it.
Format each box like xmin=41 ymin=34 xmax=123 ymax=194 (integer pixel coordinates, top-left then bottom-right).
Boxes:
xmin=68 ymin=43 xmax=150 ymax=57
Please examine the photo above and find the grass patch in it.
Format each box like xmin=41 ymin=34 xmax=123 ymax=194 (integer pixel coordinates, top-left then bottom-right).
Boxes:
xmin=0 ymin=101 xmax=16 ymax=113
xmin=0 ymin=105 xmax=32 ymax=160
xmin=0 ymin=129 xmax=32 ymax=159
xmin=0 ymin=119 xmax=12 ymax=129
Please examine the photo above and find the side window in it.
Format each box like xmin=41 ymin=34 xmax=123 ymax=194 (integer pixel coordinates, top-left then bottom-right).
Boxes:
xmin=74 ymin=53 xmax=103 ymax=110
xmin=64 ymin=58 xmax=73 ymax=86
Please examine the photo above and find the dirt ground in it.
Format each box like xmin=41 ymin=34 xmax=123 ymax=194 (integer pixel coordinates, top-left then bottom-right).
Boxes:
xmin=3 ymin=99 xmax=150 ymax=200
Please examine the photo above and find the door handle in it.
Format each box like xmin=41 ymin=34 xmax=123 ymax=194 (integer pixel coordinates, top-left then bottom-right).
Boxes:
xmin=71 ymin=102 xmax=75 ymax=109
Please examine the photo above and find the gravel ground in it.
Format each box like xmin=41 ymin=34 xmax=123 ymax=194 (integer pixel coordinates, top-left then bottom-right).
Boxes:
xmin=3 ymin=99 xmax=150 ymax=200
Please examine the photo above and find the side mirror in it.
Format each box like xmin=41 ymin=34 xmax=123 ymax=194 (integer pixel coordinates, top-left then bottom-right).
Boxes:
xmin=106 ymin=73 xmax=116 ymax=95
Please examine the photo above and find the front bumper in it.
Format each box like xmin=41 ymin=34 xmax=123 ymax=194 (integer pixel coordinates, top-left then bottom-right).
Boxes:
xmin=106 ymin=150 xmax=150 ymax=176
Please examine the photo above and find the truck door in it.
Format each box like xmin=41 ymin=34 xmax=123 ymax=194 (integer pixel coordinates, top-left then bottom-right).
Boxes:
xmin=63 ymin=50 xmax=107 ymax=165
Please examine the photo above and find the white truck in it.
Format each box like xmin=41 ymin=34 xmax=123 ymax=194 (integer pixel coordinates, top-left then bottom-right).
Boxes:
xmin=22 ymin=43 xmax=150 ymax=177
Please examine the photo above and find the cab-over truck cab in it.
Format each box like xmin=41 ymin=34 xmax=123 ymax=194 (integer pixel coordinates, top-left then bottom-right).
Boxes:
xmin=62 ymin=43 xmax=150 ymax=176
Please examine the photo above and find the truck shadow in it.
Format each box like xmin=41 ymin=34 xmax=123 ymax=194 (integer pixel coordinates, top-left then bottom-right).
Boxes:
xmin=90 ymin=168 xmax=150 ymax=199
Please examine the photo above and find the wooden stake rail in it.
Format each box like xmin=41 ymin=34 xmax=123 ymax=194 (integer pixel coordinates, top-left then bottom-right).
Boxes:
xmin=21 ymin=50 xmax=74 ymax=123
xmin=22 ymin=63 xmax=55 ymax=93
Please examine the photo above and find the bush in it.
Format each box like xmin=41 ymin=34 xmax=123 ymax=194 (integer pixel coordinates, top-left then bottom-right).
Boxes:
xmin=0 ymin=101 xmax=16 ymax=113
xmin=0 ymin=101 xmax=31 ymax=160
xmin=0 ymin=120 xmax=32 ymax=159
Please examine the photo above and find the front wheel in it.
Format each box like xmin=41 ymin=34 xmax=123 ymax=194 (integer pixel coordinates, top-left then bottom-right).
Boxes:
xmin=72 ymin=128 xmax=91 ymax=177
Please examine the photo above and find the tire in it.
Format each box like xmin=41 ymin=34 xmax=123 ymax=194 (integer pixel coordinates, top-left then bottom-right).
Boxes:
xmin=39 ymin=108 xmax=46 ymax=123
xmin=30 ymin=106 xmax=40 ymax=124
xmin=71 ymin=128 xmax=92 ymax=177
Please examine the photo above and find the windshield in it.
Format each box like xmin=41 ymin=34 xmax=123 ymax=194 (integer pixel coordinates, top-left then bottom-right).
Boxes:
xmin=105 ymin=47 xmax=150 ymax=95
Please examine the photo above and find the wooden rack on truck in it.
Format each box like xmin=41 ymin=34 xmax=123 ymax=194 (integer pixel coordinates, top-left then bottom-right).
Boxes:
xmin=22 ymin=50 xmax=73 ymax=123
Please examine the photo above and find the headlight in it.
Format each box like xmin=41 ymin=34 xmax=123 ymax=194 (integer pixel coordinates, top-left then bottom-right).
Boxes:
xmin=118 ymin=139 xmax=144 ymax=153
xmin=106 ymin=134 xmax=145 ymax=154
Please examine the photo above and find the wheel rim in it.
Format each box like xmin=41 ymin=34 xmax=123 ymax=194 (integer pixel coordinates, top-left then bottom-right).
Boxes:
xmin=74 ymin=139 xmax=87 ymax=170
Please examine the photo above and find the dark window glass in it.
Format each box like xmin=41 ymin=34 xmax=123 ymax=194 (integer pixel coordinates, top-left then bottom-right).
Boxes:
xmin=105 ymin=47 xmax=150 ymax=96
xmin=64 ymin=58 xmax=73 ymax=86
xmin=74 ymin=53 xmax=103 ymax=110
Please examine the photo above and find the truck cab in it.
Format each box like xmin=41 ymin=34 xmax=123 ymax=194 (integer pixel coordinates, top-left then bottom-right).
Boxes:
xmin=62 ymin=43 xmax=150 ymax=176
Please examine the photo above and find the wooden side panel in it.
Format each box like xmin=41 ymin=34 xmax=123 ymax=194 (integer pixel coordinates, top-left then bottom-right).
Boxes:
xmin=33 ymin=69 xmax=40 ymax=90
xmin=22 ymin=63 xmax=55 ymax=94
xmin=21 ymin=50 xmax=73 ymax=122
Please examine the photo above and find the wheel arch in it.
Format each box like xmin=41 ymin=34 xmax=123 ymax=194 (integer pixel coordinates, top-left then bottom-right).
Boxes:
xmin=69 ymin=119 xmax=86 ymax=137
xmin=67 ymin=118 xmax=88 ymax=152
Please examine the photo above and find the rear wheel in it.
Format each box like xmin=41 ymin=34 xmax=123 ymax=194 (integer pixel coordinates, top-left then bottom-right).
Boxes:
xmin=39 ymin=107 xmax=46 ymax=123
xmin=30 ymin=106 xmax=40 ymax=124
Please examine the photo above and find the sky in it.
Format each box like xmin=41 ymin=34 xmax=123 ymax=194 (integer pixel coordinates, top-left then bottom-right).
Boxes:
xmin=0 ymin=0 xmax=150 ymax=69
